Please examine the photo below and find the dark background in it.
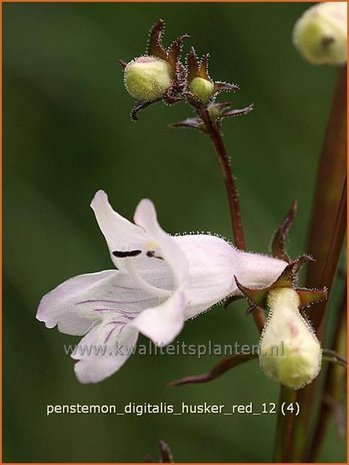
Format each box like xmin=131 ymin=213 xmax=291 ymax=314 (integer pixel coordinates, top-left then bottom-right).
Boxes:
xmin=3 ymin=2 xmax=346 ymax=462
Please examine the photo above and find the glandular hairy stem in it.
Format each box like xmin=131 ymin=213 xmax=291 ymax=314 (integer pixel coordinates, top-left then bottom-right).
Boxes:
xmin=197 ymin=108 xmax=266 ymax=333
xmin=198 ymin=108 xmax=246 ymax=251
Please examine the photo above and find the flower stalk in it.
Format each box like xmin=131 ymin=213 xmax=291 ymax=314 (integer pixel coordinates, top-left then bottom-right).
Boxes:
xmin=197 ymin=108 xmax=246 ymax=250
xmin=196 ymin=107 xmax=268 ymax=333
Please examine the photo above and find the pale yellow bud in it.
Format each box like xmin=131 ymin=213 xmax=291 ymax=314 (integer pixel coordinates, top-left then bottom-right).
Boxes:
xmin=124 ymin=56 xmax=173 ymax=101
xmin=190 ymin=77 xmax=215 ymax=103
xmin=259 ymin=288 xmax=322 ymax=390
xmin=293 ymin=2 xmax=347 ymax=65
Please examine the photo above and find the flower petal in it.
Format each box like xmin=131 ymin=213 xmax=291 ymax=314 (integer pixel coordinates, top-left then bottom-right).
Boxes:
xmin=134 ymin=199 xmax=188 ymax=285
xmin=36 ymin=270 xmax=159 ymax=336
xmin=130 ymin=290 xmax=187 ymax=346
xmin=174 ymin=235 xmax=239 ymax=318
xmin=173 ymin=235 xmax=287 ymax=319
xmin=91 ymin=193 xmax=188 ymax=294
xmin=91 ymin=190 xmax=147 ymax=269
xmin=72 ymin=317 xmax=139 ymax=383
xmin=237 ymin=250 xmax=288 ymax=288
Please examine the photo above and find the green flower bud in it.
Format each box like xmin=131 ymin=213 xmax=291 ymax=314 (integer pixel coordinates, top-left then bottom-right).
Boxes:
xmin=259 ymin=288 xmax=322 ymax=390
xmin=293 ymin=2 xmax=347 ymax=65
xmin=190 ymin=77 xmax=215 ymax=103
xmin=124 ymin=56 xmax=173 ymax=101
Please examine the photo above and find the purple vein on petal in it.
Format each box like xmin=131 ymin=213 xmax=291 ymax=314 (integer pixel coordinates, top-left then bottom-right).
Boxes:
xmin=104 ymin=321 xmax=125 ymax=343
xmin=115 ymin=310 xmax=137 ymax=319
xmin=94 ymin=308 xmax=124 ymax=313
xmin=112 ymin=285 xmax=138 ymax=291
xmin=105 ymin=320 xmax=126 ymax=326
xmin=94 ymin=308 xmax=138 ymax=315
xmin=94 ymin=309 xmax=135 ymax=320
xmin=75 ymin=298 xmax=154 ymax=305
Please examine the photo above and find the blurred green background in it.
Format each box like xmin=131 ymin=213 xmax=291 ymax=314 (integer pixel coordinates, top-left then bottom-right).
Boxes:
xmin=3 ymin=2 xmax=346 ymax=462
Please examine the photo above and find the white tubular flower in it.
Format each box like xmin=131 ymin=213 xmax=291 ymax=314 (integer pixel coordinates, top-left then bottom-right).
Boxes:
xmin=37 ymin=190 xmax=286 ymax=383
xmin=259 ymin=288 xmax=322 ymax=390
xmin=293 ymin=2 xmax=347 ymax=65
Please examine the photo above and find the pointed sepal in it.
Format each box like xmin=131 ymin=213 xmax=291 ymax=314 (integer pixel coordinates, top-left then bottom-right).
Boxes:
xmin=291 ymin=254 xmax=315 ymax=275
xmin=234 ymin=259 xmax=305 ymax=311
xmin=187 ymin=47 xmax=212 ymax=82
xmin=170 ymin=116 xmax=206 ymax=132
xmin=147 ymin=19 xmax=167 ymax=60
xmin=187 ymin=47 xmax=200 ymax=82
xmin=131 ymin=99 xmax=160 ymax=121
xmin=198 ymin=53 xmax=211 ymax=80
xmin=218 ymin=103 xmax=254 ymax=119
xmin=271 ymin=201 xmax=297 ymax=262
xmin=271 ymin=262 xmax=297 ymax=289
xmin=296 ymin=286 xmax=328 ymax=309
xmin=207 ymin=102 xmax=254 ymax=123
xmin=234 ymin=275 xmax=270 ymax=309
xmin=167 ymin=34 xmax=190 ymax=69
xmin=213 ymin=81 xmax=240 ymax=94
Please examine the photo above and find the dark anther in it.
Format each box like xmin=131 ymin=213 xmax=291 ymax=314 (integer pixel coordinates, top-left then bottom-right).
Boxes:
xmin=146 ymin=250 xmax=164 ymax=260
xmin=112 ymin=250 xmax=142 ymax=258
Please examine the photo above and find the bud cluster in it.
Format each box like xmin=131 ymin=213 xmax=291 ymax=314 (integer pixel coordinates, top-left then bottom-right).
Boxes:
xmin=120 ymin=19 xmax=250 ymax=121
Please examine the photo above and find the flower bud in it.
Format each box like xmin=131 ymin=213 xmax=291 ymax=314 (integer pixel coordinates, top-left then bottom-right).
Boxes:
xmin=293 ymin=2 xmax=347 ymax=65
xmin=189 ymin=77 xmax=215 ymax=103
xmin=124 ymin=56 xmax=173 ymax=101
xmin=259 ymin=288 xmax=322 ymax=390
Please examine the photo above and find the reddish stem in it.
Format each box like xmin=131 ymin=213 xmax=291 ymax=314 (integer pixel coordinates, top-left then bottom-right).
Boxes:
xmin=199 ymin=108 xmax=246 ymax=251
xmin=307 ymin=286 xmax=347 ymax=461
xmin=281 ymin=66 xmax=347 ymax=462
xmin=305 ymin=65 xmax=347 ymax=331
xmin=198 ymin=108 xmax=266 ymax=333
